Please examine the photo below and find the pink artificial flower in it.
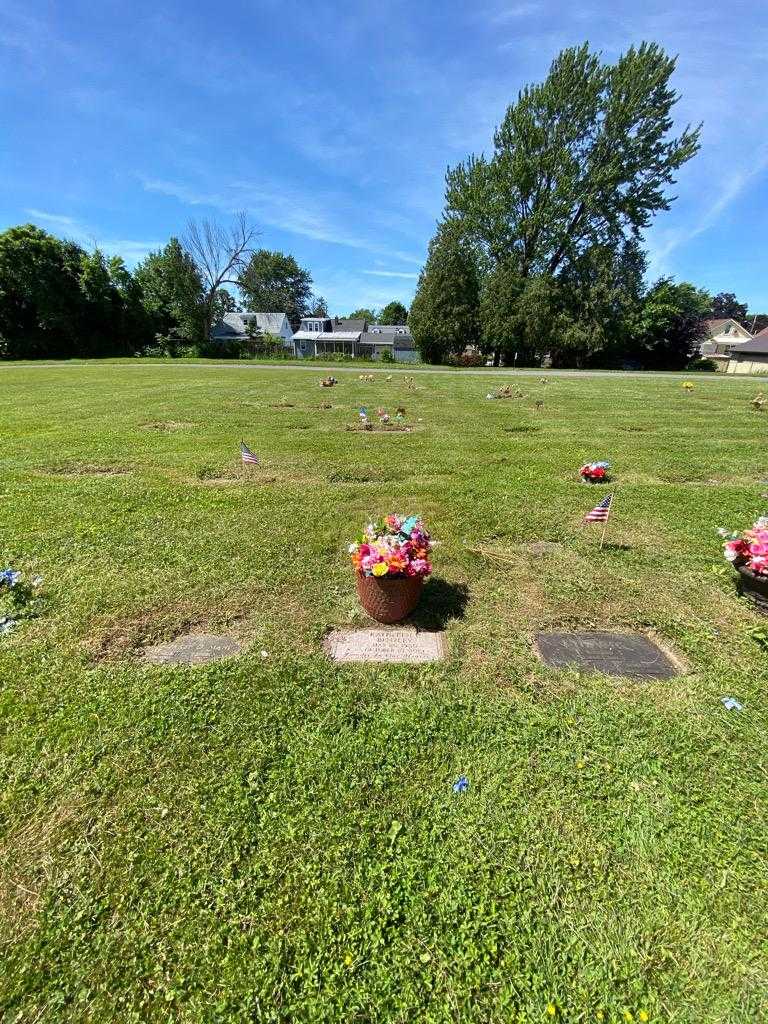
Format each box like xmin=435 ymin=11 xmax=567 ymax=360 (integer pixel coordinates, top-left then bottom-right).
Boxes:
xmin=724 ymin=540 xmax=749 ymax=562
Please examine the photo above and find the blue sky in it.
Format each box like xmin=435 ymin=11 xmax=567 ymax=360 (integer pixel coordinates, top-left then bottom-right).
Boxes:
xmin=2 ymin=0 xmax=767 ymax=314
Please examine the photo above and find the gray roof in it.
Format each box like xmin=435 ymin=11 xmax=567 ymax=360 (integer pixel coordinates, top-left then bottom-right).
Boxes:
xmin=368 ymin=324 xmax=409 ymax=334
xmin=730 ymin=336 xmax=768 ymax=356
xmin=334 ymin=318 xmax=367 ymax=333
xmin=211 ymin=312 xmax=288 ymax=338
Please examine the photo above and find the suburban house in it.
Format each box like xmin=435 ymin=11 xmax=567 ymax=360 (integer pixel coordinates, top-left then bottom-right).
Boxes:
xmin=291 ymin=318 xmax=417 ymax=362
xmin=726 ymin=330 xmax=768 ymax=374
xmin=210 ymin=312 xmax=293 ymax=348
xmin=699 ymin=318 xmax=752 ymax=368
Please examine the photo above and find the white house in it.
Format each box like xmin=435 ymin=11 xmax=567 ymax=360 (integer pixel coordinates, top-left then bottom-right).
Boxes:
xmin=699 ymin=318 xmax=752 ymax=368
xmin=210 ymin=312 xmax=293 ymax=349
xmin=292 ymin=318 xmax=417 ymax=361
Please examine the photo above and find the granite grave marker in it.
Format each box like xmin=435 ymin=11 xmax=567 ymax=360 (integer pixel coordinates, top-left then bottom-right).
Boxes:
xmin=535 ymin=631 xmax=678 ymax=679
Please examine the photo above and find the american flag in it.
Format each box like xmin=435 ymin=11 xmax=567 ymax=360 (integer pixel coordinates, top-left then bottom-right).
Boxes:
xmin=584 ymin=493 xmax=613 ymax=523
xmin=240 ymin=441 xmax=260 ymax=465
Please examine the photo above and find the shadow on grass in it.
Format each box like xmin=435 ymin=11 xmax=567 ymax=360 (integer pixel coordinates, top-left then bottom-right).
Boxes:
xmin=407 ymin=577 xmax=469 ymax=630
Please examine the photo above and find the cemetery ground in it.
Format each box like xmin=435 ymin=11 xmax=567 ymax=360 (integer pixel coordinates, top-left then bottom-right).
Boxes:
xmin=1 ymin=361 xmax=767 ymax=1024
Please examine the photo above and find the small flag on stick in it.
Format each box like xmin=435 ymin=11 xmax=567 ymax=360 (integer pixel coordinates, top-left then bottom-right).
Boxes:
xmin=584 ymin=493 xmax=613 ymax=523
xmin=240 ymin=440 xmax=260 ymax=465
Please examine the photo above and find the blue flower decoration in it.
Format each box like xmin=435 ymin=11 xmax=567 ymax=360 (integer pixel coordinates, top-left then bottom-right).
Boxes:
xmin=0 ymin=568 xmax=21 ymax=589
xmin=452 ymin=775 xmax=469 ymax=794
xmin=721 ymin=696 xmax=743 ymax=712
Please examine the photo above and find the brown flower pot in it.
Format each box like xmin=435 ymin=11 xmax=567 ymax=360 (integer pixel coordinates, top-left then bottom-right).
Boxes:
xmin=356 ymin=571 xmax=424 ymax=624
xmin=736 ymin=563 xmax=768 ymax=614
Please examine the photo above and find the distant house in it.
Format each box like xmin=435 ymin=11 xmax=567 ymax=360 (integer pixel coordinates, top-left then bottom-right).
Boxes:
xmin=210 ymin=312 xmax=293 ymax=348
xmin=699 ymin=318 xmax=752 ymax=368
xmin=291 ymin=318 xmax=417 ymax=361
xmin=726 ymin=330 xmax=768 ymax=374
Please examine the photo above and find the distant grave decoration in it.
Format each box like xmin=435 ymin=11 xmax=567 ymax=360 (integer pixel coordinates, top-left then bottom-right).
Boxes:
xmin=751 ymin=393 xmax=767 ymax=412
xmin=270 ymin=397 xmax=295 ymax=408
xmin=579 ymin=461 xmax=611 ymax=484
xmin=486 ymin=385 xmax=522 ymax=400
xmin=359 ymin=373 xmax=375 ymax=382
xmin=719 ymin=516 xmax=768 ymax=614
xmin=349 ymin=515 xmax=434 ymax=623
xmin=320 ymin=376 xmax=338 ymax=388
xmin=682 ymin=381 xmax=694 ymax=392
xmin=0 ymin=567 xmax=44 ymax=637
xmin=347 ymin=406 xmax=412 ymax=432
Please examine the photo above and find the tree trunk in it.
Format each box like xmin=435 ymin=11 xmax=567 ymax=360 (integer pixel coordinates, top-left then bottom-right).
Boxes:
xmin=493 ymin=349 xmax=501 ymax=367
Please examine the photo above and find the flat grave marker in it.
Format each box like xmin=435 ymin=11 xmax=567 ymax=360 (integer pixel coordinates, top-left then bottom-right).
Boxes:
xmin=325 ymin=627 xmax=446 ymax=664
xmin=535 ymin=631 xmax=679 ymax=679
xmin=143 ymin=633 xmax=242 ymax=666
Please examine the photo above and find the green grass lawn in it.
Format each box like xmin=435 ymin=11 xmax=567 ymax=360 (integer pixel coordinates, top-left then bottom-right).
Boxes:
xmin=1 ymin=362 xmax=767 ymax=1023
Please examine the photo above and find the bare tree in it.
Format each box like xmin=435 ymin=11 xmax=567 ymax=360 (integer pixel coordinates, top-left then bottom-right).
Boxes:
xmin=183 ymin=212 xmax=258 ymax=339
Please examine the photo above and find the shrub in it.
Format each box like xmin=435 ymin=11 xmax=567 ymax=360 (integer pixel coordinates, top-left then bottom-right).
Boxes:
xmin=686 ymin=357 xmax=718 ymax=372
xmin=381 ymin=350 xmax=395 ymax=364
xmin=447 ymin=351 xmax=486 ymax=367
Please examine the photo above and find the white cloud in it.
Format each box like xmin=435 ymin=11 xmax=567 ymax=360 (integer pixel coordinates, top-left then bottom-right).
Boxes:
xmin=25 ymin=209 xmax=78 ymax=228
xmin=488 ymin=3 xmax=542 ymax=24
xmin=141 ymin=176 xmax=424 ymax=267
xmin=23 ymin=209 xmax=159 ymax=266
xmin=363 ymin=270 xmax=420 ymax=279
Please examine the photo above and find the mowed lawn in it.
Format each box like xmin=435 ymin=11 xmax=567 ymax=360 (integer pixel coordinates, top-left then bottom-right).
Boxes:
xmin=1 ymin=361 xmax=767 ymax=1024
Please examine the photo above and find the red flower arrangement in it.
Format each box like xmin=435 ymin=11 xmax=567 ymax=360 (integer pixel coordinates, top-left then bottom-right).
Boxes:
xmin=579 ymin=461 xmax=611 ymax=483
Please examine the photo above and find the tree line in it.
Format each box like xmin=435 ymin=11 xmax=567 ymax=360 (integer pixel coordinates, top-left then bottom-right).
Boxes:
xmin=408 ymin=43 xmax=764 ymax=370
xmin=0 ymin=215 xmax=415 ymax=361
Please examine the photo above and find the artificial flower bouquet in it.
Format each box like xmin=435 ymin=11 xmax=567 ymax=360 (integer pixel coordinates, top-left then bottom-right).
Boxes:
xmin=579 ymin=460 xmax=610 ymax=484
xmin=349 ymin=515 xmax=433 ymax=578
xmin=0 ymin=567 xmax=43 ymax=635
xmin=719 ymin=517 xmax=768 ymax=576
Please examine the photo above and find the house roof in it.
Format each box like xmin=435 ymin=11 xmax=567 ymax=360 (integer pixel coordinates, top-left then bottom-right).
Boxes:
xmin=212 ymin=312 xmax=288 ymax=337
xmin=752 ymin=326 xmax=768 ymax=339
xmin=293 ymin=331 xmax=361 ymax=342
xmin=703 ymin=318 xmax=750 ymax=338
xmin=333 ymin=318 xmax=367 ymax=333
xmin=250 ymin=312 xmax=288 ymax=334
xmin=359 ymin=332 xmax=393 ymax=346
xmin=729 ymin=336 xmax=768 ymax=356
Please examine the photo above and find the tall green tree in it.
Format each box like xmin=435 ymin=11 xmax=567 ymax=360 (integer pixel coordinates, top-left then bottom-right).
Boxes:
xmin=378 ymin=300 xmax=408 ymax=325
xmin=408 ymin=222 xmax=480 ymax=363
xmin=134 ymin=238 xmax=204 ymax=349
xmin=0 ymin=226 xmax=92 ymax=358
xmin=108 ymin=255 xmax=153 ymax=353
xmin=632 ymin=278 xmax=711 ymax=369
xmin=238 ymin=248 xmax=312 ymax=331
xmin=347 ymin=308 xmax=376 ymax=323
xmin=446 ymin=43 xmax=699 ymax=279
xmin=711 ymin=292 xmax=748 ymax=323
xmin=444 ymin=42 xmax=699 ymax=365
xmin=309 ymin=296 xmax=328 ymax=317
